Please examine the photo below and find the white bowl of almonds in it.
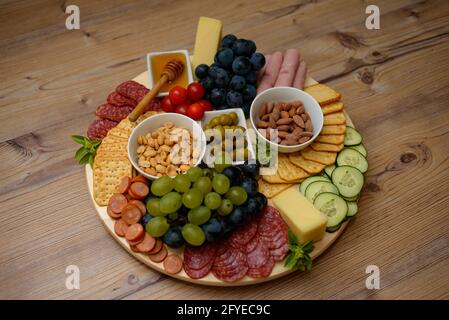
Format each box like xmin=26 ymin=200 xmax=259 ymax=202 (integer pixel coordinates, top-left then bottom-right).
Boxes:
xmin=250 ymin=87 xmax=323 ymax=153
xmin=128 ymin=113 xmax=206 ymax=180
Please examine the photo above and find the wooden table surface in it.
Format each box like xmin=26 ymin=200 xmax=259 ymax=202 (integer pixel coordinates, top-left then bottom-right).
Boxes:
xmin=1 ymin=0 xmax=449 ymax=300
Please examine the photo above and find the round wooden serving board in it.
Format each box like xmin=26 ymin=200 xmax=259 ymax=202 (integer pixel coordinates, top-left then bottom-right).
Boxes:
xmin=85 ymin=71 xmax=354 ymax=286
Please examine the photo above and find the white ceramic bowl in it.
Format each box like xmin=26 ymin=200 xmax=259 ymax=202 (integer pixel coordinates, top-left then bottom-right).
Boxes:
xmin=128 ymin=113 xmax=206 ymax=180
xmin=201 ymin=108 xmax=255 ymax=165
xmin=250 ymin=87 xmax=323 ymax=153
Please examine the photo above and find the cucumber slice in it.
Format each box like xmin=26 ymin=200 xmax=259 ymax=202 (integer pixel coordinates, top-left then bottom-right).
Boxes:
xmin=332 ymin=166 xmax=364 ymax=198
xmin=337 ymin=148 xmax=369 ymax=173
xmin=348 ymin=143 xmax=367 ymax=157
xmin=313 ymin=193 xmax=348 ymax=228
xmin=344 ymin=126 xmax=362 ymax=146
xmin=305 ymin=181 xmax=339 ymax=203
xmin=326 ymin=223 xmax=342 ymax=233
xmin=343 ymin=195 xmax=359 ymax=202
xmin=299 ymin=175 xmax=330 ymax=195
xmin=324 ymin=165 xmax=336 ymax=178
xmin=346 ymin=201 xmax=358 ymax=217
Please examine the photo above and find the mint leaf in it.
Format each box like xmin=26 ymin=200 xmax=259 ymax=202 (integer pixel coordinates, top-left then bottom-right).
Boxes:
xmin=87 ymin=154 xmax=94 ymax=167
xmin=72 ymin=135 xmax=86 ymax=145
xmin=79 ymin=153 xmax=91 ymax=165
xmin=75 ymin=147 xmax=89 ymax=161
xmin=288 ymin=230 xmax=298 ymax=245
xmin=284 ymin=252 xmax=297 ymax=269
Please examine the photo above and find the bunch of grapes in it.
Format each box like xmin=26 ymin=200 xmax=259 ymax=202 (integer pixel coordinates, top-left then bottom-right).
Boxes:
xmin=195 ymin=34 xmax=266 ymax=117
xmin=142 ymin=161 xmax=266 ymax=248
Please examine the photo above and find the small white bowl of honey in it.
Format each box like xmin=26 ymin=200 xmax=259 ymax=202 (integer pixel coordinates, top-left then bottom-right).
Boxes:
xmin=146 ymin=49 xmax=194 ymax=97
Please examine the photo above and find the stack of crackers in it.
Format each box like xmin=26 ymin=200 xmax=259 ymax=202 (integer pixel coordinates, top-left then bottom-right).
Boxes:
xmin=93 ymin=111 xmax=159 ymax=205
xmin=259 ymin=83 xmax=346 ymax=199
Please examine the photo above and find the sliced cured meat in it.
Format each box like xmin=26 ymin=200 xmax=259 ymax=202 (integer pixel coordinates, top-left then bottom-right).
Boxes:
xmin=131 ymin=175 xmax=149 ymax=185
xmin=125 ymin=223 xmax=144 ymax=243
xmin=129 ymin=182 xmax=149 ymax=199
xmin=184 ymin=243 xmax=217 ymax=270
xmin=247 ymin=256 xmax=275 ymax=278
xmin=228 ymin=220 xmax=258 ymax=248
xmin=118 ymin=176 xmax=131 ymax=194
xmin=260 ymin=229 xmax=288 ymax=249
xmin=184 ymin=261 xmax=213 ymax=279
xmin=121 ymin=204 xmax=142 ymax=225
xmin=114 ymin=219 xmax=128 ymax=237
xmin=270 ymin=243 xmax=289 ymax=262
xmin=148 ymin=238 xmax=163 ymax=255
xmin=128 ymin=200 xmax=146 ymax=215
xmin=116 ymin=80 xmax=149 ymax=102
xmin=142 ymin=97 xmax=162 ymax=113
xmin=95 ymin=103 xmax=133 ymax=122
xmin=107 ymin=91 xmax=137 ymax=107
xmin=246 ymin=238 xmax=270 ymax=269
xmin=212 ymin=249 xmax=248 ymax=282
xmin=163 ymin=255 xmax=183 ymax=274
xmin=108 ymin=193 xmax=128 ymax=214
xmin=149 ymin=245 xmax=168 ymax=263
xmin=135 ymin=233 xmax=156 ymax=253
xmin=245 ymin=235 xmax=260 ymax=254
xmin=212 ymin=245 xmax=238 ymax=268
xmin=87 ymin=118 xmax=117 ymax=140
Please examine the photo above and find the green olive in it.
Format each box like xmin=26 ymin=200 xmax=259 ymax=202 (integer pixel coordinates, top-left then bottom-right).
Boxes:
xmin=229 ymin=112 xmax=238 ymax=125
xmin=210 ymin=117 xmax=220 ymax=127
xmin=219 ymin=115 xmax=232 ymax=125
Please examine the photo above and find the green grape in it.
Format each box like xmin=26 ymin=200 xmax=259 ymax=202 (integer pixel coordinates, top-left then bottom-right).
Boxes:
xmin=150 ymin=176 xmax=173 ymax=196
xmin=182 ymin=188 xmax=203 ymax=209
xmin=182 ymin=223 xmax=206 ymax=246
xmin=204 ymin=192 xmax=222 ymax=210
xmin=146 ymin=216 xmax=169 ymax=237
xmin=226 ymin=187 xmax=248 ymax=206
xmin=146 ymin=198 xmax=163 ymax=216
xmin=174 ymin=174 xmax=191 ymax=193
xmin=194 ymin=176 xmax=212 ymax=194
xmin=159 ymin=192 xmax=182 ymax=214
xmin=168 ymin=211 xmax=178 ymax=221
xmin=202 ymin=168 xmax=214 ymax=179
xmin=186 ymin=167 xmax=203 ymax=183
xmin=188 ymin=206 xmax=211 ymax=225
xmin=217 ymin=198 xmax=233 ymax=216
xmin=212 ymin=174 xmax=230 ymax=194
xmin=225 ymin=186 xmax=247 ymax=205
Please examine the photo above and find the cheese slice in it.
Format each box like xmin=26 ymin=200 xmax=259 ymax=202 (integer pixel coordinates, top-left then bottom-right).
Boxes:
xmin=192 ymin=17 xmax=222 ymax=75
xmin=272 ymin=186 xmax=327 ymax=244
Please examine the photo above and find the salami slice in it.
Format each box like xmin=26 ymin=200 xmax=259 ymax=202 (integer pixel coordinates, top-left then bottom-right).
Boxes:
xmin=270 ymin=243 xmax=289 ymax=262
xmin=228 ymin=220 xmax=258 ymax=248
xmin=213 ymin=245 xmax=238 ymax=268
xmin=96 ymin=103 xmax=133 ymax=122
xmin=184 ymin=262 xmax=213 ymax=279
xmin=247 ymin=256 xmax=275 ymax=278
xmin=246 ymin=238 xmax=270 ymax=269
xmin=184 ymin=243 xmax=217 ymax=270
xmin=87 ymin=118 xmax=117 ymax=140
xmin=116 ymin=80 xmax=149 ymax=102
xmin=245 ymin=235 xmax=260 ymax=254
xmin=212 ymin=249 xmax=248 ymax=282
xmin=107 ymin=91 xmax=137 ymax=107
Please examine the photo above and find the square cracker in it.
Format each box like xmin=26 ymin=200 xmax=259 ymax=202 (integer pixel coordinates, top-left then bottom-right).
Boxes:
xmin=93 ymin=158 xmax=133 ymax=205
xmin=315 ymin=134 xmax=345 ymax=145
xmin=258 ymin=178 xmax=293 ymax=199
xmin=324 ymin=112 xmax=346 ymax=125
xmin=261 ymin=171 xmax=289 ymax=184
xmin=107 ymin=127 xmax=132 ymax=139
xmin=300 ymin=147 xmax=337 ymax=165
xmin=321 ymin=102 xmax=344 ymax=115
xmin=97 ymin=142 xmax=128 ymax=154
xmin=321 ymin=125 xmax=346 ymax=135
xmin=304 ymin=84 xmax=341 ymax=105
xmin=288 ymin=153 xmax=326 ymax=174
xmin=311 ymin=142 xmax=344 ymax=152
xmin=116 ymin=118 xmax=137 ymax=131
xmin=277 ymin=154 xmax=310 ymax=182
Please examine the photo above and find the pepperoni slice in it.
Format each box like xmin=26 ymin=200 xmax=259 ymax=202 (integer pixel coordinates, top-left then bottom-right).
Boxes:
xmin=125 ymin=223 xmax=144 ymax=242
xmin=247 ymin=256 xmax=275 ymax=278
xmin=184 ymin=261 xmax=212 ymax=279
xmin=114 ymin=219 xmax=128 ymax=237
xmin=127 ymin=188 xmax=140 ymax=200
xmin=118 ymin=176 xmax=132 ymax=194
xmin=184 ymin=243 xmax=218 ymax=270
xmin=108 ymin=193 xmax=128 ymax=214
xmin=130 ymin=245 xmax=140 ymax=253
xmin=107 ymin=205 xmax=122 ymax=219
xmin=132 ymin=175 xmax=149 ymax=185
xmin=121 ymin=204 xmax=142 ymax=225
xmin=245 ymin=235 xmax=260 ymax=254
xmin=246 ymin=239 xmax=270 ymax=269
xmin=125 ymin=193 xmax=133 ymax=201
xmin=149 ymin=245 xmax=168 ymax=263
xmin=163 ymin=255 xmax=183 ymax=274
xmin=135 ymin=233 xmax=156 ymax=253
xmin=129 ymin=182 xmax=149 ymax=199
xmin=212 ymin=249 xmax=248 ymax=282
xmin=229 ymin=220 xmax=258 ymax=248
xmin=211 ymin=244 xmax=237 ymax=268
xmin=128 ymin=200 xmax=146 ymax=215
xmin=148 ymin=238 xmax=163 ymax=255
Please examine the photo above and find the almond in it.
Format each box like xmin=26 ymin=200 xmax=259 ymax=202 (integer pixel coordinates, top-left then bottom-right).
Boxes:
xmin=289 ymin=107 xmax=296 ymax=117
xmin=305 ymin=119 xmax=313 ymax=132
xmin=296 ymin=105 xmax=305 ymax=114
xmin=257 ymin=121 xmax=269 ymax=128
xmin=261 ymin=113 xmax=271 ymax=121
xmin=277 ymin=125 xmax=291 ymax=132
xmin=276 ymin=118 xmax=293 ymax=125
xmin=292 ymin=127 xmax=304 ymax=137
xmin=298 ymin=136 xmax=310 ymax=144
xmin=278 ymin=131 xmax=288 ymax=138
xmin=259 ymin=104 xmax=267 ymax=118
xmin=272 ymin=107 xmax=280 ymax=121
xmin=301 ymin=113 xmax=308 ymax=121
xmin=284 ymin=103 xmax=291 ymax=111
xmin=281 ymin=111 xmax=290 ymax=119
xmin=285 ymin=133 xmax=298 ymax=140
xmin=297 ymin=131 xmax=313 ymax=138
xmin=266 ymin=101 xmax=274 ymax=113
xmin=293 ymin=115 xmax=305 ymax=128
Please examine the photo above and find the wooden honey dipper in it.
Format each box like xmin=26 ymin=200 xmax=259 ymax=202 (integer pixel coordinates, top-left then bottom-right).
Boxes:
xmin=128 ymin=59 xmax=184 ymax=122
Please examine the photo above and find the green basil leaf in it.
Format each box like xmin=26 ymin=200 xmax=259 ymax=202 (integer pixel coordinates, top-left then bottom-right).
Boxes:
xmin=75 ymin=147 xmax=89 ymax=161
xmin=288 ymin=230 xmax=298 ymax=245
xmin=72 ymin=135 xmax=86 ymax=145
xmin=284 ymin=252 xmax=297 ymax=269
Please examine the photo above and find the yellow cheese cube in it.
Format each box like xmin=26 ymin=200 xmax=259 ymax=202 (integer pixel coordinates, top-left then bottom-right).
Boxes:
xmin=272 ymin=186 xmax=328 ymax=244
xmin=192 ymin=17 xmax=223 ymax=74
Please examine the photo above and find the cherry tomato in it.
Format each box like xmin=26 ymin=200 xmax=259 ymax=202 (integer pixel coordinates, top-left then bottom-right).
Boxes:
xmin=186 ymin=103 xmax=205 ymax=120
xmin=198 ymin=99 xmax=213 ymax=112
xmin=169 ymin=86 xmax=187 ymax=106
xmin=175 ymin=103 xmax=189 ymax=115
xmin=187 ymin=82 xmax=205 ymax=102
xmin=161 ymin=95 xmax=175 ymax=112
